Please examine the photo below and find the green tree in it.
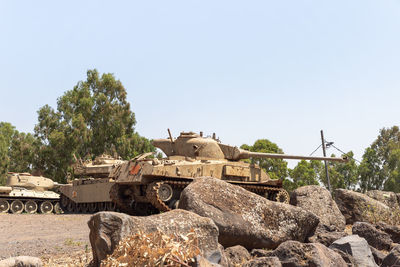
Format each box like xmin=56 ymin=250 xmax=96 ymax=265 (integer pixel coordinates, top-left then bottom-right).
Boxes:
xmin=319 ymin=151 xmax=358 ymax=191
xmin=0 ymin=122 xmax=37 ymax=184
xmin=241 ymin=139 xmax=288 ymax=180
xmin=359 ymin=126 xmax=400 ymax=192
xmin=34 ymin=69 xmax=154 ymax=182
xmin=286 ymin=160 xmax=322 ymax=191
xmin=0 ymin=122 xmax=15 ymax=184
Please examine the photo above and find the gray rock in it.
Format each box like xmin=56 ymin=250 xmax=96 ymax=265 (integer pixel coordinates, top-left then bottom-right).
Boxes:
xmin=369 ymin=246 xmax=386 ymax=266
xmin=381 ymin=244 xmax=400 ymax=267
xmin=224 ymin=245 xmax=251 ymax=266
xmin=0 ymin=256 xmax=42 ymax=267
xmin=88 ymin=210 xmax=220 ymax=266
xmin=291 ymin=185 xmax=346 ymax=231
xmin=242 ymin=257 xmax=282 ymax=267
xmin=366 ymin=190 xmax=400 ymax=211
xmin=178 ymin=177 xmax=319 ymax=250
xmin=376 ymin=222 xmax=400 ymax=243
xmin=334 ymin=189 xmax=391 ymax=224
xmin=266 ymin=240 xmax=347 ymax=267
xmin=330 ymin=248 xmax=356 ymax=267
xmin=329 ymin=235 xmax=377 ymax=267
xmin=352 ymin=222 xmax=393 ymax=250
xmin=308 ymin=225 xmax=348 ymax=247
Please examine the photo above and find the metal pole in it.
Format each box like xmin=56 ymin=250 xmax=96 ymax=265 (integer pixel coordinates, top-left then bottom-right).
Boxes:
xmin=321 ymin=130 xmax=331 ymax=192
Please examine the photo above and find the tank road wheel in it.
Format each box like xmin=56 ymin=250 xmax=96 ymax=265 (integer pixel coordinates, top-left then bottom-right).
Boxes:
xmin=10 ymin=200 xmax=24 ymax=214
xmin=40 ymin=201 xmax=53 ymax=214
xmin=98 ymin=202 xmax=107 ymax=211
xmin=67 ymin=200 xmax=76 ymax=213
xmin=275 ymin=189 xmax=290 ymax=204
xmin=88 ymin=203 xmax=98 ymax=213
xmin=106 ymin=202 xmax=116 ymax=211
xmin=53 ymin=202 xmax=62 ymax=214
xmin=24 ymin=200 xmax=38 ymax=214
xmin=80 ymin=203 xmax=89 ymax=213
xmin=158 ymin=183 xmax=173 ymax=202
xmin=0 ymin=199 xmax=10 ymax=213
xmin=60 ymin=195 xmax=69 ymax=210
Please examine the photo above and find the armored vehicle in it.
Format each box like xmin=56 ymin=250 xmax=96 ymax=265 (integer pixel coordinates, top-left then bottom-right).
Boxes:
xmin=58 ymin=154 xmax=125 ymax=213
xmin=0 ymin=173 xmax=60 ymax=214
xmin=109 ymin=131 xmax=347 ymax=215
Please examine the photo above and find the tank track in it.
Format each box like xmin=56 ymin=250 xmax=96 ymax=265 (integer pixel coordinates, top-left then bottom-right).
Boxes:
xmin=146 ymin=180 xmax=290 ymax=212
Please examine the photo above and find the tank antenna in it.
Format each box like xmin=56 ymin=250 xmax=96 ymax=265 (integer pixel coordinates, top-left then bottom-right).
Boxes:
xmin=167 ymin=128 xmax=174 ymax=143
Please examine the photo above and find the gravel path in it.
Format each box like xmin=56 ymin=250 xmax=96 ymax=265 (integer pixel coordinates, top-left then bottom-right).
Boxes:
xmin=0 ymin=214 xmax=92 ymax=260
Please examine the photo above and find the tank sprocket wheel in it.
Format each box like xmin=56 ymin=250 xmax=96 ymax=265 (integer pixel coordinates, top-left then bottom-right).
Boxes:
xmin=24 ymin=200 xmax=38 ymax=214
xmin=275 ymin=189 xmax=290 ymax=204
xmin=146 ymin=181 xmax=171 ymax=212
xmin=40 ymin=201 xmax=54 ymax=214
xmin=10 ymin=200 xmax=24 ymax=214
xmin=109 ymin=184 xmax=135 ymax=214
xmin=0 ymin=199 xmax=10 ymax=213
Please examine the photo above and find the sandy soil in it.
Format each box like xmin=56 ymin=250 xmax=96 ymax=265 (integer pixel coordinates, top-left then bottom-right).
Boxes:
xmin=0 ymin=213 xmax=93 ymax=265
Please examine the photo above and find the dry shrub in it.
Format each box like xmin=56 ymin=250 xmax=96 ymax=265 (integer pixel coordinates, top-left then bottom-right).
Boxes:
xmin=42 ymin=250 xmax=92 ymax=267
xmin=101 ymin=229 xmax=201 ymax=267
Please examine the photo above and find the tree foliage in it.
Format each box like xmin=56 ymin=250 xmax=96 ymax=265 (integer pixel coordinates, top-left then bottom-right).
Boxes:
xmin=34 ymin=69 xmax=154 ymax=182
xmin=286 ymin=160 xmax=322 ymax=191
xmin=0 ymin=122 xmax=36 ymax=185
xmin=318 ymin=151 xmax=358 ymax=191
xmin=240 ymin=139 xmax=288 ymax=180
xmin=359 ymin=126 xmax=400 ymax=192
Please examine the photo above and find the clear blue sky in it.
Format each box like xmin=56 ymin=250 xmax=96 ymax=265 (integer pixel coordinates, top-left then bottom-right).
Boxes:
xmin=1 ymin=1 xmax=400 ymax=166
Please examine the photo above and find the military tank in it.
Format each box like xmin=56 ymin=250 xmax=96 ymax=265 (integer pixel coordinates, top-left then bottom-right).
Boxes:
xmin=109 ymin=131 xmax=347 ymax=215
xmin=0 ymin=173 xmax=61 ymax=214
xmin=58 ymin=154 xmax=125 ymax=213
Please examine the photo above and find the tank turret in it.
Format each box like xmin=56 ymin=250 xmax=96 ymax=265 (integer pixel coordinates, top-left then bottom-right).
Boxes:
xmin=153 ymin=131 xmax=347 ymax=162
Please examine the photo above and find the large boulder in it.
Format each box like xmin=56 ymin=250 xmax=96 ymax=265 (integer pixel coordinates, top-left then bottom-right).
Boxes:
xmin=178 ymin=177 xmax=319 ymax=250
xmin=381 ymin=244 xmax=400 ymax=267
xmin=264 ymin=240 xmax=346 ymax=267
xmin=88 ymin=210 xmax=220 ymax=266
xmin=329 ymin=235 xmax=377 ymax=267
xmin=334 ymin=189 xmax=391 ymax=224
xmin=366 ymin=190 xmax=400 ymax=211
xmin=291 ymin=185 xmax=346 ymax=231
xmin=352 ymin=222 xmax=393 ymax=250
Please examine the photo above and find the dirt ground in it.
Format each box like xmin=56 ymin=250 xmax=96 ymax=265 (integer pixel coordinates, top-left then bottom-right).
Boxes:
xmin=0 ymin=213 xmax=93 ymax=266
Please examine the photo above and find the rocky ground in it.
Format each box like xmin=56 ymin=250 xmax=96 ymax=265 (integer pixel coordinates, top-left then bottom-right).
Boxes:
xmin=2 ymin=179 xmax=400 ymax=266
xmin=0 ymin=214 xmax=92 ymax=266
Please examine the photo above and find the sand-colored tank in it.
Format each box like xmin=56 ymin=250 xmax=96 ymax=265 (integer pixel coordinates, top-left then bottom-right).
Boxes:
xmin=109 ymin=131 xmax=347 ymax=215
xmin=58 ymin=154 xmax=125 ymax=213
xmin=0 ymin=173 xmax=61 ymax=214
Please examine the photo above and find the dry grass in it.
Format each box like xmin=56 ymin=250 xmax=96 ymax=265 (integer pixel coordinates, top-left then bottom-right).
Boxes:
xmin=101 ymin=229 xmax=201 ymax=267
xmin=42 ymin=250 xmax=92 ymax=267
xmin=362 ymin=205 xmax=400 ymax=226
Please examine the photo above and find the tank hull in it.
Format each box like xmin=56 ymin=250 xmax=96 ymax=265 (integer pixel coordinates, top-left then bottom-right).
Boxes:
xmin=109 ymin=156 xmax=289 ymax=215
xmin=58 ymin=178 xmax=117 ymax=213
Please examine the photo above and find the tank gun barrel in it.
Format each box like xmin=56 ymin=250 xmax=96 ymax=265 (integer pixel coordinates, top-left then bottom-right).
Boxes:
xmin=238 ymin=150 xmax=348 ymax=162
